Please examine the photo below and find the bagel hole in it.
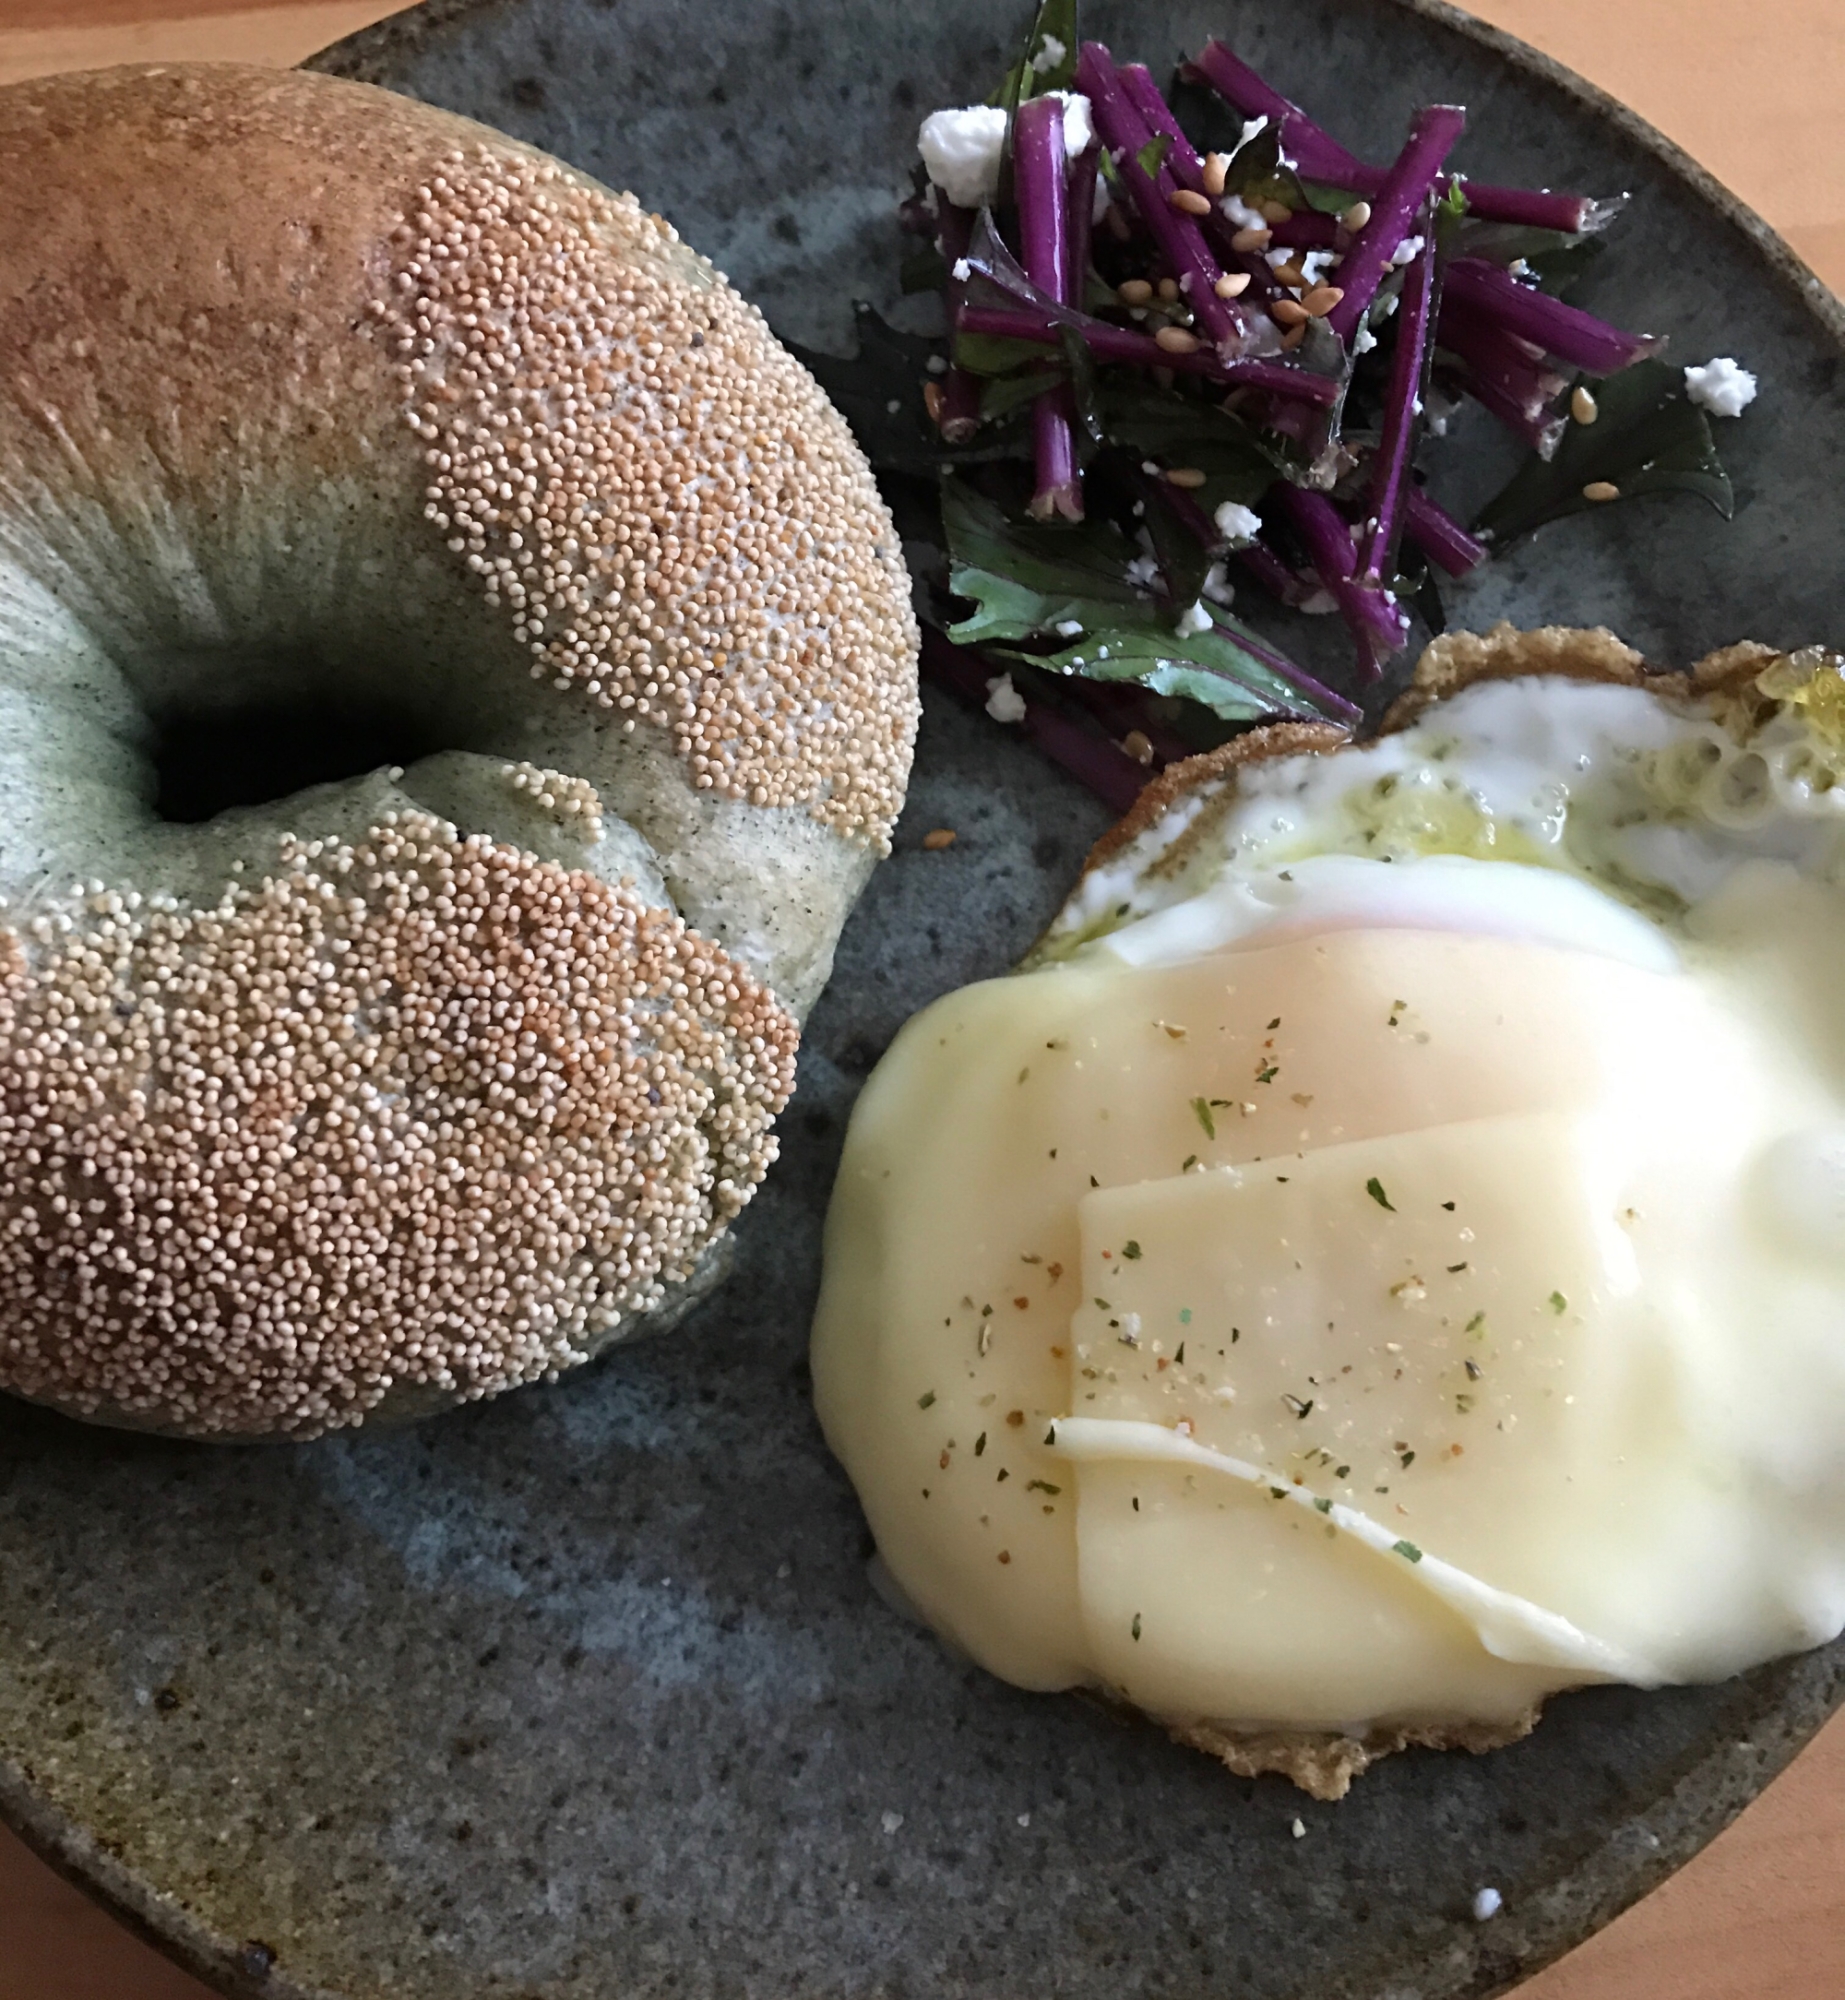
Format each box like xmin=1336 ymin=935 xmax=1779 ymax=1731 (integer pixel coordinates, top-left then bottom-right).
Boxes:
xmin=151 ymin=695 xmax=448 ymax=823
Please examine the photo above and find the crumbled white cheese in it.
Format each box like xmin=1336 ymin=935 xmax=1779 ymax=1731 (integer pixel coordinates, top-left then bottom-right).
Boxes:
xmin=1266 ymin=247 xmax=1294 ymax=271
xmin=1212 ymin=499 xmax=1263 ymax=545
xmin=1684 ymin=355 xmax=1757 ymax=418
xmin=1053 ymin=618 xmax=1084 ymax=638
xmin=1238 ymin=115 xmax=1269 ymax=151
xmin=1051 ymin=89 xmax=1094 ymax=160
xmin=1175 ymin=599 xmax=1214 ymax=637
xmin=880 ymin=1811 xmax=905 ymax=1836
xmin=1353 ymin=324 xmax=1378 ymax=356
xmin=1290 ymin=1818 xmax=1307 ymax=1839
xmin=1300 ymin=249 xmax=1338 ymax=285
xmin=1298 ymin=588 xmax=1339 ymax=615
xmin=1202 ymin=561 xmax=1236 ymax=606
xmin=1030 ymin=32 xmax=1067 ymax=73
xmin=1220 ymin=192 xmax=1269 ymax=232
xmin=926 ymin=353 xmax=948 ymax=375
xmin=1125 ymin=553 xmax=1162 ymax=589
xmin=984 ymin=673 xmax=1028 ymax=724
xmin=1390 ymin=233 xmax=1425 ymax=267
xmin=919 ymin=105 xmax=1008 ymax=209
xmin=951 ymin=256 xmax=972 ymax=282
xmin=1378 ymin=291 xmax=1400 ymax=319
xmin=1472 ymin=1887 xmax=1504 ymax=1922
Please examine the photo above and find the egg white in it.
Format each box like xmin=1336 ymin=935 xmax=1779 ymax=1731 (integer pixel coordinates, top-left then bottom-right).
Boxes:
xmin=811 ymin=655 xmax=1845 ymax=1780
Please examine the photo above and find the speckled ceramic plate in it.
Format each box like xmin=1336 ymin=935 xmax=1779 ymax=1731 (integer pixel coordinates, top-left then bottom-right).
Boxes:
xmin=3 ymin=3 xmax=1843 ymax=1996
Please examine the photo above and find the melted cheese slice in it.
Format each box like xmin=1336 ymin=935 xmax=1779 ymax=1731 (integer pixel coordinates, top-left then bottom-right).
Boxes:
xmin=812 ymin=921 xmax=1845 ymax=1731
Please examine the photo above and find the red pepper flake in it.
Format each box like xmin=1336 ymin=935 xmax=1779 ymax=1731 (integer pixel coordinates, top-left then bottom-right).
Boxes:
xmin=1013 ymin=1296 xmax=1030 ymax=1310
xmin=921 ymin=828 xmax=957 ymax=851
xmin=939 ymin=1450 xmax=951 ymax=1470
xmin=997 ymin=1550 xmax=1012 ymax=1565
xmin=1048 ymin=1345 xmax=1065 ymax=1359
xmin=1047 ymin=1263 xmax=1064 ymax=1282
xmin=1005 ymin=1409 xmax=1025 ymax=1428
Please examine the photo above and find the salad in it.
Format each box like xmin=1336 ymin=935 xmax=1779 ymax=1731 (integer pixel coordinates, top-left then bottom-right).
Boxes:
xmin=794 ymin=2 xmax=1758 ymax=810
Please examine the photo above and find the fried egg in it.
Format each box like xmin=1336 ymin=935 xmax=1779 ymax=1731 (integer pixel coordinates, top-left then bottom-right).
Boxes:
xmin=810 ymin=627 xmax=1845 ymax=1796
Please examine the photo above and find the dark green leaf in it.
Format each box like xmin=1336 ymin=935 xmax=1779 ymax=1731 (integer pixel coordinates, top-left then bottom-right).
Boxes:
xmin=1476 ymin=358 xmax=1733 ymax=544
xmin=1225 ymin=124 xmax=1311 ymax=216
xmin=1453 ymin=221 xmax=1606 ymax=298
xmin=940 ymin=479 xmax=1350 ymax=724
xmin=988 ymin=0 xmax=1078 ymax=108
xmin=1058 ymin=325 xmax=1105 ymax=460
xmin=1136 ymin=132 xmax=1174 ymax=180
xmin=980 ymin=365 xmax=1065 ymax=424
xmin=941 ymin=477 xmax=1147 ymax=617
xmin=996 ymin=623 xmax=1314 ymax=723
xmin=954 ymin=329 xmax=1049 ymax=377
xmin=786 ymin=304 xmax=1027 ymax=478
xmin=1141 ymin=481 xmax=1212 ymax=607
xmin=1097 ymin=383 xmax=1287 ymax=499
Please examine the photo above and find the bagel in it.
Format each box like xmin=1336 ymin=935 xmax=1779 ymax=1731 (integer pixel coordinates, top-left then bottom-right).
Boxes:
xmin=0 ymin=64 xmax=918 ymax=1438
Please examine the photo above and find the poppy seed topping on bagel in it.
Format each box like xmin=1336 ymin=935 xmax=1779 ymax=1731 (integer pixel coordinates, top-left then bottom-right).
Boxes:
xmin=0 ymin=64 xmax=918 ymax=1437
xmin=814 ymin=626 xmax=1845 ymax=1797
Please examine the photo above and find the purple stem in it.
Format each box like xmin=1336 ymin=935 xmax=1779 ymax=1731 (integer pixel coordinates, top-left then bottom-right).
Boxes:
xmin=1435 ymin=300 xmax=1571 ymax=453
xmin=1266 ymin=210 xmax=1341 ymax=250
xmin=921 ymin=628 xmax=1148 ymax=814
xmin=1077 ymin=42 xmax=1249 ymax=355
xmin=935 ymin=202 xmax=983 ymax=442
xmin=1444 ymin=256 xmax=1659 ymax=375
xmin=956 ymin=305 xmax=1341 ymax=404
xmin=1116 ymin=62 xmax=1285 ymax=303
xmin=1275 ymin=484 xmax=1408 ymax=679
xmin=1326 ymin=104 xmax=1465 ymax=344
xmin=1068 ymin=143 xmax=1099 ymax=300
xmin=1404 ymin=489 xmax=1487 ymax=576
xmin=1236 ymin=535 xmax=1317 ymax=606
xmin=1185 ymin=39 xmax=1603 ymax=233
xmin=1358 ymin=223 xmax=1438 ymax=588
xmin=1436 ymin=301 xmax=1568 ymax=410
xmin=1015 ymin=97 xmax=1083 ymax=521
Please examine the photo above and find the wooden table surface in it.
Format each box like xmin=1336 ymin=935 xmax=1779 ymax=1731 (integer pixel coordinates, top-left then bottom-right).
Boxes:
xmin=0 ymin=4 xmax=1841 ymax=1998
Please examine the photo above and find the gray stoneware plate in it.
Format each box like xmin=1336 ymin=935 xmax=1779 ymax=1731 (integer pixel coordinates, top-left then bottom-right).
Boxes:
xmin=3 ymin=2 xmax=1844 ymax=1997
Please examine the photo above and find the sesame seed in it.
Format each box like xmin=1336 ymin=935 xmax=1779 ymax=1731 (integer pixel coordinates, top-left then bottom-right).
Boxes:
xmin=1582 ymin=480 xmax=1621 ymax=502
xmin=1571 ymin=384 xmax=1599 ymax=424
xmin=1156 ymin=276 xmax=1180 ymax=303
xmin=1117 ymin=278 xmax=1153 ymax=305
xmin=1214 ymin=272 xmax=1251 ymax=299
xmin=921 ymin=828 xmax=957 ymax=851
xmin=1168 ymin=188 xmax=1213 ymax=216
xmin=1230 ymin=226 xmax=1272 ymax=253
xmin=1301 ymin=285 xmax=1344 ymax=317
xmin=1201 ymin=153 xmax=1231 ymax=197
xmin=1154 ymin=325 xmax=1202 ymax=354
xmin=1342 ymin=201 xmax=1372 ymax=231
xmin=1164 ymin=466 xmax=1207 ymax=488
xmin=1270 ymin=298 xmax=1310 ymax=327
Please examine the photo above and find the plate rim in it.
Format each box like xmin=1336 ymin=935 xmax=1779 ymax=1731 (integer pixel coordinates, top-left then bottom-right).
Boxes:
xmin=2 ymin=2 xmax=1841 ymax=1996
